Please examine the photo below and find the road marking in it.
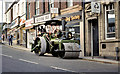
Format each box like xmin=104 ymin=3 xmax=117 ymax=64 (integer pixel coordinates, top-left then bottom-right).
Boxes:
xmin=50 ymin=66 xmax=76 ymax=72
xmin=1 ymin=54 xmax=13 ymax=58
xmin=19 ymin=59 xmax=39 ymax=64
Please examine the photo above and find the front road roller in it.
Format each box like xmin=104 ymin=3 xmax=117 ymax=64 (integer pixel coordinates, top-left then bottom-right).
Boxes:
xmin=58 ymin=43 xmax=81 ymax=59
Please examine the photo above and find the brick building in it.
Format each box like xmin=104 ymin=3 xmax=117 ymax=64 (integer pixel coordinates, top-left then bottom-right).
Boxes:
xmin=25 ymin=0 xmax=83 ymax=49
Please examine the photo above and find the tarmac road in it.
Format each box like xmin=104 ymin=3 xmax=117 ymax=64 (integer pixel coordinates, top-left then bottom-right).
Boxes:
xmin=1 ymin=44 xmax=119 ymax=74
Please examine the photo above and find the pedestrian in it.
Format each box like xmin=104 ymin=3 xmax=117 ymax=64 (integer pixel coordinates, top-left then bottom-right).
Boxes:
xmin=9 ymin=34 xmax=13 ymax=46
xmin=1 ymin=33 xmax=5 ymax=44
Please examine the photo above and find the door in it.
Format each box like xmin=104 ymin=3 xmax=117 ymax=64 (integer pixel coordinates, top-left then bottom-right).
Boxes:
xmin=92 ymin=19 xmax=99 ymax=56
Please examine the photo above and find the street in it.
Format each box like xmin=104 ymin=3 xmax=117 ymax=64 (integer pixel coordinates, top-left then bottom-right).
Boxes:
xmin=1 ymin=44 xmax=119 ymax=73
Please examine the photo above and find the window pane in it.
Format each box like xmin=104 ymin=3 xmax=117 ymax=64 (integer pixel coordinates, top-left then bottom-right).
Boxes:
xmin=22 ymin=2 xmax=24 ymax=14
xmin=107 ymin=14 xmax=115 ymax=33
xmin=36 ymin=0 xmax=39 ymax=9
xmin=67 ymin=0 xmax=73 ymax=7
xmin=36 ymin=9 xmax=40 ymax=15
xmin=105 ymin=4 xmax=115 ymax=38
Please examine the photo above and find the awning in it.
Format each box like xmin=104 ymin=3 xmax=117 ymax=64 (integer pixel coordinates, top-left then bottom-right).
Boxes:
xmin=25 ymin=26 xmax=33 ymax=30
xmin=25 ymin=18 xmax=34 ymax=30
xmin=66 ymin=20 xmax=80 ymax=28
xmin=7 ymin=27 xmax=16 ymax=35
xmin=44 ymin=20 xmax=62 ymax=26
xmin=53 ymin=11 xmax=82 ymax=20
xmin=32 ymin=22 xmax=45 ymax=26
xmin=15 ymin=27 xmax=21 ymax=32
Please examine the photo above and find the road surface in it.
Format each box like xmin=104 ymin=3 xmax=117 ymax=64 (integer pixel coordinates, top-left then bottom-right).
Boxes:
xmin=1 ymin=44 xmax=119 ymax=74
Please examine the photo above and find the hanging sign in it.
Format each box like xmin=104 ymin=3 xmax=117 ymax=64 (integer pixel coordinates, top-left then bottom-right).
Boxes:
xmin=91 ymin=2 xmax=101 ymax=13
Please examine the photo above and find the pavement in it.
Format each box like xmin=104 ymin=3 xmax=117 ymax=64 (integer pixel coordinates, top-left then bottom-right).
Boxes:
xmin=1 ymin=41 xmax=120 ymax=65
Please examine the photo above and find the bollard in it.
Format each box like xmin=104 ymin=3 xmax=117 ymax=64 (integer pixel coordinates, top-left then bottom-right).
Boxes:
xmin=115 ymin=47 xmax=119 ymax=61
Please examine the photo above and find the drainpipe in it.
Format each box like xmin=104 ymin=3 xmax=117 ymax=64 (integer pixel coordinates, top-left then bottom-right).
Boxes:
xmin=26 ymin=0 xmax=27 ymax=48
xmin=83 ymin=0 xmax=86 ymax=56
xmin=2 ymin=0 xmax=3 ymax=36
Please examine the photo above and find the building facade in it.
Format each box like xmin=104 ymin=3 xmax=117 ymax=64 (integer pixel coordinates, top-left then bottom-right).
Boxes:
xmin=85 ymin=1 xmax=120 ymax=59
xmin=25 ymin=0 xmax=83 ymax=49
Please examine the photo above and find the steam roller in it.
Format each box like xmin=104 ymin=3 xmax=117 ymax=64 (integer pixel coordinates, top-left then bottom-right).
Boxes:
xmin=31 ymin=19 xmax=81 ymax=59
xmin=31 ymin=36 xmax=81 ymax=59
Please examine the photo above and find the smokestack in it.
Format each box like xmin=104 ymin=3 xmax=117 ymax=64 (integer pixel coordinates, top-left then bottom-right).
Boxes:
xmin=62 ymin=17 xmax=66 ymax=32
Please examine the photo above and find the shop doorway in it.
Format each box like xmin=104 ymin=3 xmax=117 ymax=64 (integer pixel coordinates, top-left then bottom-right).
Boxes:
xmin=91 ymin=19 xmax=99 ymax=56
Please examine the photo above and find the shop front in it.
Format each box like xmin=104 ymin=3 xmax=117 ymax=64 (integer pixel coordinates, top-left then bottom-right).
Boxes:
xmin=54 ymin=11 xmax=83 ymax=57
xmin=8 ymin=18 xmax=19 ymax=44
xmin=19 ymin=18 xmax=26 ymax=47
xmin=33 ymin=13 xmax=52 ymax=36
xmin=25 ymin=18 xmax=35 ymax=49
xmin=2 ymin=23 xmax=10 ymax=41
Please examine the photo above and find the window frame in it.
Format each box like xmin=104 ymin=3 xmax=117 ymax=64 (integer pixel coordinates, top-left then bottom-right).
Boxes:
xmin=35 ymin=0 xmax=40 ymax=15
xmin=22 ymin=2 xmax=24 ymax=14
xmin=18 ymin=4 xmax=19 ymax=15
xmin=51 ymin=0 xmax=54 ymax=8
xmin=105 ymin=3 xmax=116 ymax=39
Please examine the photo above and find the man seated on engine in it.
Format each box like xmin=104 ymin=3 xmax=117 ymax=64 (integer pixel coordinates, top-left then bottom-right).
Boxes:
xmin=52 ymin=29 xmax=62 ymax=38
xmin=38 ymin=26 xmax=46 ymax=36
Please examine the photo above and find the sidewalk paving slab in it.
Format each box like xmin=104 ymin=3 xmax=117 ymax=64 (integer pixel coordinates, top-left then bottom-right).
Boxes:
xmin=80 ymin=57 xmax=119 ymax=64
xmin=2 ymin=41 xmax=30 ymax=51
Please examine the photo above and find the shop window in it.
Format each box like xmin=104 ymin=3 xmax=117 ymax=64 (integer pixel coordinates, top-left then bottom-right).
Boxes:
xmin=105 ymin=3 xmax=115 ymax=39
xmin=67 ymin=0 xmax=73 ymax=7
xmin=35 ymin=0 xmax=40 ymax=15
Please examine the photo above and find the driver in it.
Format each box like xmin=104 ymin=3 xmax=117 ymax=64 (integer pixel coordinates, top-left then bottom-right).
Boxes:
xmin=38 ymin=26 xmax=46 ymax=36
xmin=54 ymin=29 xmax=62 ymax=38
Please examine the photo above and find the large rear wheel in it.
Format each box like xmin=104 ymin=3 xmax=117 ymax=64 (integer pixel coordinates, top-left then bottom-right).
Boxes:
xmin=33 ymin=37 xmax=47 ymax=56
xmin=34 ymin=47 xmax=44 ymax=56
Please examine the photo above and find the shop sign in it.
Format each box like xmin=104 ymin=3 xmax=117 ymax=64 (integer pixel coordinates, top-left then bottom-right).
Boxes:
xmin=35 ymin=14 xmax=51 ymax=23
xmin=20 ymin=16 xmax=26 ymax=26
xmin=91 ymin=2 xmax=101 ymax=13
xmin=11 ymin=18 xmax=18 ymax=29
xmin=51 ymin=8 xmax=59 ymax=13
xmin=55 ymin=11 xmax=82 ymax=22
xmin=25 ymin=18 xmax=33 ymax=29
xmin=65 ymin=15 xmax=81 ymax=22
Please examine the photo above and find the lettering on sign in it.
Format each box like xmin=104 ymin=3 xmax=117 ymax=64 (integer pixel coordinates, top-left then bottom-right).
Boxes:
xmin=64 ymin=15 xmax=81 ymax=22
xmin=35 ymin=14 xmax=51 ymax=23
